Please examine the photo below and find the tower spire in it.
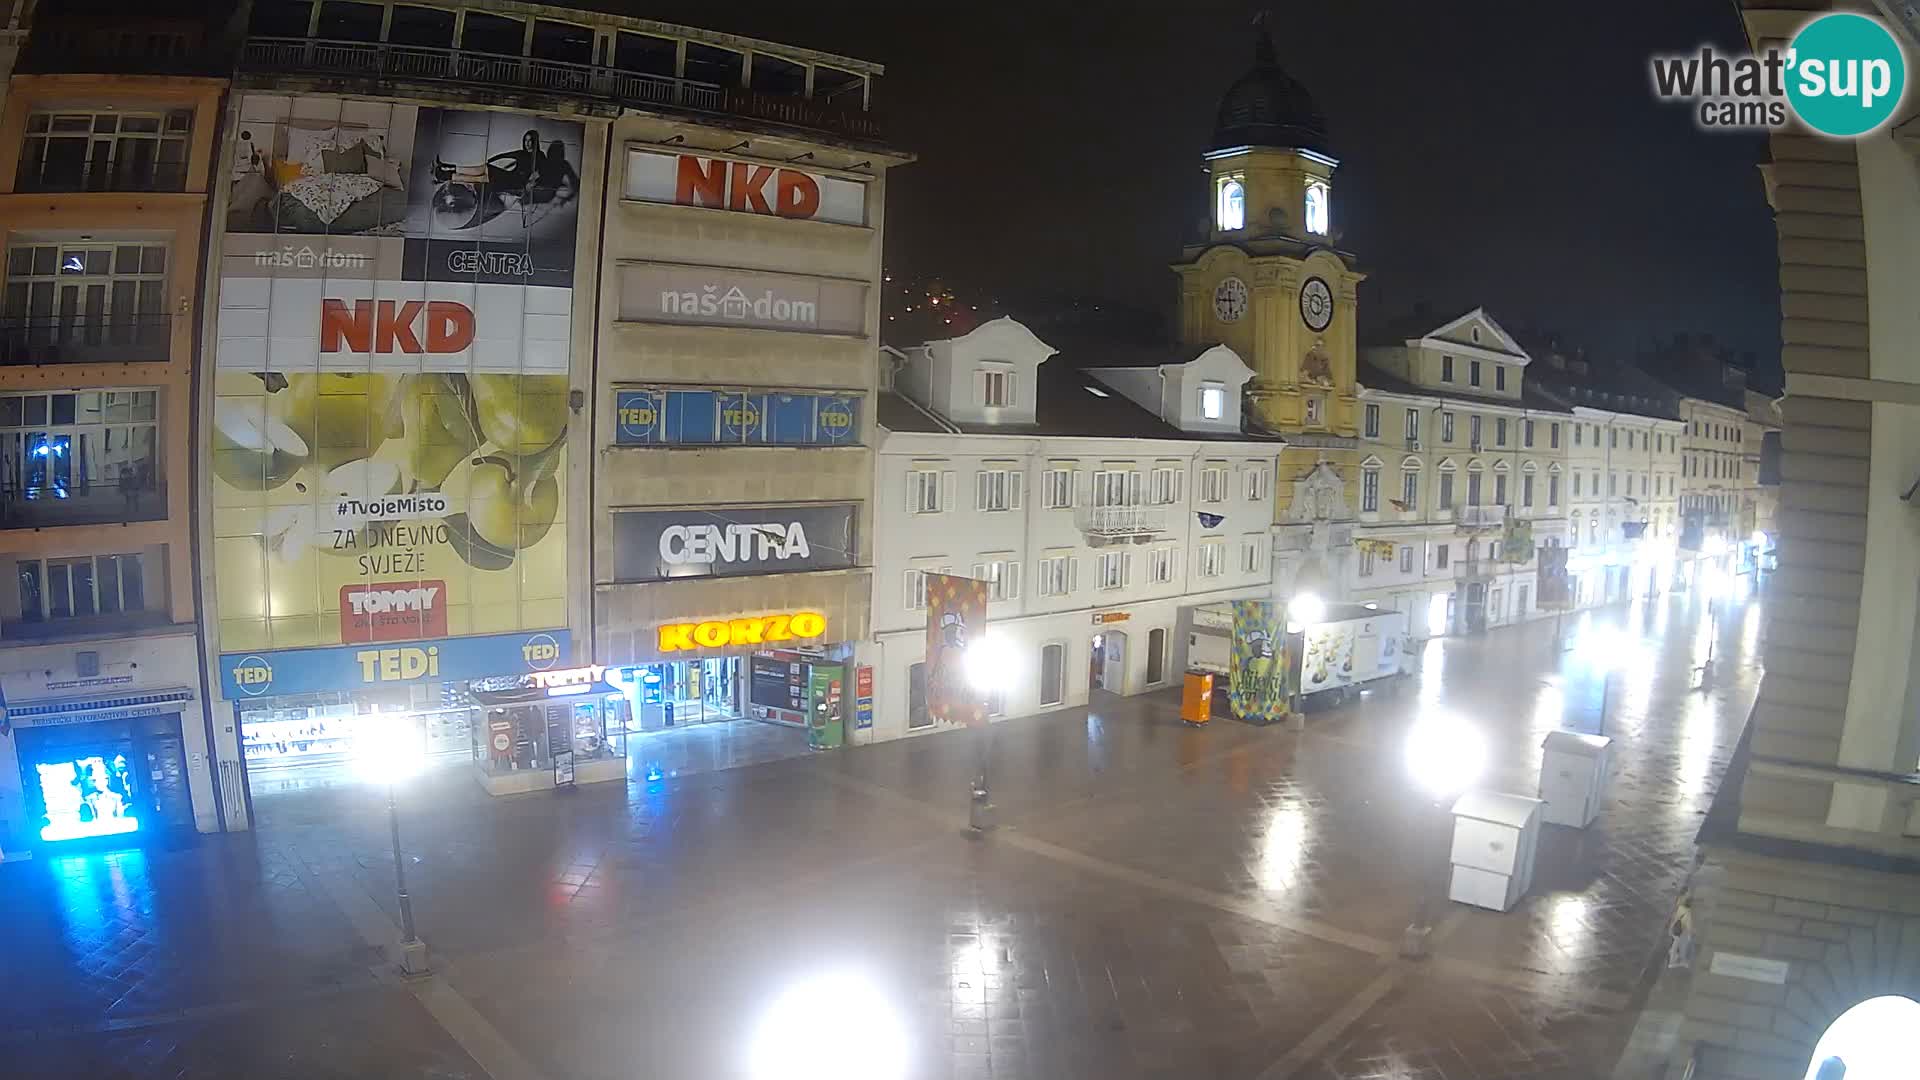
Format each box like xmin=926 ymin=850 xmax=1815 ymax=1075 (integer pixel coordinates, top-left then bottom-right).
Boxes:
xmin=1253 ymin=10 xmax=1276 ymax=67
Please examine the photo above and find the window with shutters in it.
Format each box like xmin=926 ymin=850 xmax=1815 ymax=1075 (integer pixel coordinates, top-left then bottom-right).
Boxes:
xmin=1441 ymin=355 xmax=1455 ymax=382
xmin=1549 ymin=474 xmax=1560 ymax=506
xmin=980 ymin=365 xmax=1013 ymax=407
xmin=1496 ymin=366 xmax=1507 ymax=391
xmin=1041 ymin=467 xmax=1074 ymax=509
xmin=1469 ymin=415 xmax=1483 ymax=447
xmin=1401 ymin=469 xmax=1420 ymax=510
xmin=908 ymin=468 xmax=946 ymax=514
xmin=1399 ymin=547 xmax=1414 ymax=574
xmin=1147 ymin=545 xmax=1177 ymax=584
xmin=1438 ymin=471 xmax=1455 ymax=510
xmin=1148 ymin=466 xmax=1182 ymax=505
xmin=1494 ymin=473 xmax=1508 ymax=505
xmin=1441 ymin=411 xmax=1455 ymax=443
xmin=1036 ymin=552 xmax=1075 ymax=596
xmin=1405 ymin=409 xmax=1420 ymax=442
xmin=1495 ymin=417 xmax=1507 ymax=447
xmin=1522 ymin=474 xmax=1534 ymax=507
xmin=1523 ymin=419 xmax=1534 ymax=447
xmin=1436 ymin=544 xmax=1450 ymax=568
xmin=1469 ymin=360 xmax=1482 ymax=387
xmin=1467 ymin=470 xmax=1483 ymax=506
xmin=1092 ymin=469 xmax=1139 ymax=507
xmin=1363 ymin=403 xmax=1379 ymax=438
xmin=1199 ymin=465 xmax=1229 ymax=504
xmin=1361 ymin=467 xmax=1379 ymax=512
xmin=976 ymin=466 xmax=1022 ymax=511
xmin=1096 ymin=550 xmax=1128 ymax=590
xmin=1245 ymin=464 xmax=1269 ymax=502
xmin=1550 ymin=423 xmax=1560 ymax=449
xmin=1239 ymin=534 xmax=1263 ymax=574
xmin=1198 ymin=382 xmax=1226 ymax=420
xmin=903 ymin=562 xmax=953 ymax=610
xmin=1358 ymin=548 xmax=1374 ymax=577
xmin=1196 ymin=539 xmax=1226 ymax=578
xmin=973 ymin=555 xmax=1021 ymax=602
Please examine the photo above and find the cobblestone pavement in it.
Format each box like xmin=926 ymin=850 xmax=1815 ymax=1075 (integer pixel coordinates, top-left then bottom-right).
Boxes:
xmin=0 ymin=583 xmax=1767 ymax=1079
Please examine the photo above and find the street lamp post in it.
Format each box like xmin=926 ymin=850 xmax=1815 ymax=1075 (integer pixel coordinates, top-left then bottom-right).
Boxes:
xmin=1287 ymin=592 xmax=1325 ymax=732
xmin=1399 ymin=713 xmax=1486 ymax=959
xmin=357 ymin=719 xmax=430 ymax=975
xmin=386 ymin=781 xmax=428 ymax=973
xmin=964 ymin=634 xmax=1014 ymax=832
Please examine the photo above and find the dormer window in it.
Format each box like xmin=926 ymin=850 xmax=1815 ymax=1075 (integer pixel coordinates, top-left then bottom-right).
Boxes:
xmin=1217 ymin=178 xmax=1245 ymax=231
xmin=1304 ymin=180 xmax=1329 ymax=236
xmin=980 ymin=365 xmax=1013 ymax=408
xmin=1199 ymin=381 xmax=1226 ymax=420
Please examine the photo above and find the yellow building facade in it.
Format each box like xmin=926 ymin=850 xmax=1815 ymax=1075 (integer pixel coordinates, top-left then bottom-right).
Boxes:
xmin=1173 ymin=28 xmax=1364 ymax=598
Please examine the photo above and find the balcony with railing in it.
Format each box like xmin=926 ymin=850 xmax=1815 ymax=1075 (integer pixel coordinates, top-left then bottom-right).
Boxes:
xmin=1076 ymin=504 xmax=1169 ymax=540
xmin=1455 ymin=504 xmax=1508 ymax=530
xmin=238 ymin=37 xmax=884 ymax=143
xmin=0 ymin=316 xmax=172 ymax=366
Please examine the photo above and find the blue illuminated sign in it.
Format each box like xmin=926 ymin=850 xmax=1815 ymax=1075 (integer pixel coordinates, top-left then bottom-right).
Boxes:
xmin=219 ymin=629 xmax=571 ymax=699
xmin=613 ymin=388 xmax=860 ymax=447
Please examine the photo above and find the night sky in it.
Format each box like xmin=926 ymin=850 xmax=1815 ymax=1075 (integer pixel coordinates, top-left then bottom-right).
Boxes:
xmin=650 ymin=1 xmax=1780 ymax=374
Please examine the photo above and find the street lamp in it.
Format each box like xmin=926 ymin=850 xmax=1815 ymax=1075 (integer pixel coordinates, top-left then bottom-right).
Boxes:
xmin=964 ymin=633 xmax=1015 ymax=832
xmin=1286 ymin=591 xmax=1325 ymax=729
xmin=748 ymin=969 xmax=908 ymax=1080
xmin=1400 ymin=711 xmax=1486 ymax=959
xmin=353 ymin=715 xmax=430 ymax=975
xmin=1578 ymin=624 xmax=1633 ymax=736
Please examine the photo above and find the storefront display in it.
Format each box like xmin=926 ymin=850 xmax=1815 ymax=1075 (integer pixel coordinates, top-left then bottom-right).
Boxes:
xmin=617 ymin=658 xmax=743 ymax=730
xmin=467 ymin=681 xmax=626 ymax=792
xmin=12 ymin=712 xmax=192 ymax=845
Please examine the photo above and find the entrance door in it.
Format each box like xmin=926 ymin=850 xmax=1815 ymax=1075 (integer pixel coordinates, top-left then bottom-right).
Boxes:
xmin=1096 ymin=631 xmax=1128 ymax=693
xmin=1489 ymin=587 xmax=1504 ymax=625
xmin=1039 ymin=643 xmax=1065 ymax=707
xmin=1146 ymin=628 xmax=1166 ymax=684
xmin=1463 ymin=583 xmax=1487 ymax=633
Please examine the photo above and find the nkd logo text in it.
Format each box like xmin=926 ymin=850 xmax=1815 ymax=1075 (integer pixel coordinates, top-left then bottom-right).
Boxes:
xmin=1650 ymin=13 xmax=1906 ymax=136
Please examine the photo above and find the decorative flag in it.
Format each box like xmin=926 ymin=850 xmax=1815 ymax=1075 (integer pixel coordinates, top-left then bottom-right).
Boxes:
xmin=924 ymin=572 xmax=990 ymax=728
xmin=1228 ymin=600 xmax=1291 ymax=724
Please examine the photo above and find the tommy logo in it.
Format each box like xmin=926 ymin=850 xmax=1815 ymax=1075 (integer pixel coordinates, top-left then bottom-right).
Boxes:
xmin=321 ymin=299 xmax=476 ymax=354
xmin=340 ymin=581 xmax=448 ymax=642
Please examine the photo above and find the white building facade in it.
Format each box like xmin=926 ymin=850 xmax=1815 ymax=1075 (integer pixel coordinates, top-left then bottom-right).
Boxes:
xmin=866 ymin=319 xmax=1278 ymax=742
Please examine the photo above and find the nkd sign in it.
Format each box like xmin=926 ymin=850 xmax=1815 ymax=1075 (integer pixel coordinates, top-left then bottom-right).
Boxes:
xmin=625 ymin=150 xmax=868 ymax=226
xmin=611 ymin=503 xmax=857 ymax=583
xmin=619 ymin=262 xmax=867 ymax=336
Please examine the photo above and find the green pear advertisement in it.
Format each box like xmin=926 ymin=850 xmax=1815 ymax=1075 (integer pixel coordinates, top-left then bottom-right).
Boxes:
xmin=210 ymin=95 xmax=580 ymax=654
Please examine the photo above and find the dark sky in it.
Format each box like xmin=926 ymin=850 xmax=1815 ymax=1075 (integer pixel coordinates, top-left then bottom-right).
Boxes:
xmin=645 ymin=0 xmax=1780 ymax=371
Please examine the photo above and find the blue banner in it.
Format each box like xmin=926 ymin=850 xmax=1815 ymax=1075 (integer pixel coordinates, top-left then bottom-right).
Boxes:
xmin=220 ymin=629 xmax=571 ymax=699
xmin=612 ymin=387 xmax=861 ymax=447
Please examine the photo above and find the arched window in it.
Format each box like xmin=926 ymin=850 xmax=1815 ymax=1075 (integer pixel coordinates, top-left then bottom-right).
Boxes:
xmin=1218 ymin=179 xmax=1245 ymax=231
xmin=1304 ymin=180 xmax=1329 ymax=235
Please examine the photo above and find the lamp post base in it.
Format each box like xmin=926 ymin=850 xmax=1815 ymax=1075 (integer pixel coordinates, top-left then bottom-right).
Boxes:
xmin=969 ymin=776 xmax=996 ymax=832
xmin=1399 ymin=921 xmax=1432 ymax=960
xmin=396 ymin=937 xmax=431 ymax=976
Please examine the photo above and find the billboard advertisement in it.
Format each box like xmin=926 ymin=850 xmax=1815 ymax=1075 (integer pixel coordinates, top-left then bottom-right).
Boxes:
xmin=610 ymin=503 xmax=857 ymax=583
xmin=924 ymin=572 xmax=989 ymax=728
xmin=1228 ymin=600 xmax=1290 ymax=723
xmin=211 ymin=94 xmax=581 ymax=669
xmin=623 ymin=149 xmax=868 ymax=226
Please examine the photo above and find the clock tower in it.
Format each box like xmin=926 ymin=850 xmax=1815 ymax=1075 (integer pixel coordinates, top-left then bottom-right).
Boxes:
xmin=1173 ymin=17 xmax=1366 ymax=593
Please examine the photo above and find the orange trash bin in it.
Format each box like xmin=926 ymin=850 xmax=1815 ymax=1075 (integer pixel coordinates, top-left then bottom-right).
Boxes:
xmin=1181 ymin=671 xmax=1215 ymax=725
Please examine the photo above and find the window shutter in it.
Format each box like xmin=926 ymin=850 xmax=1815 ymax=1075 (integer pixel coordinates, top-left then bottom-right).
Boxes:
xmin=1008 ymin=470 xmax=1024 ymax=510
xmin=974 ymin=368 xmax=988 ymax=406
xmin=1006 ymin=372 xmax=1017 ymax=407
xmin=1005 ymin=561 xmax=1021 ymax=600
xmin=941 ymin=471 xmax=955 ymax=513
xmin=976 ymin=471 xmax=989 ymax=511
xmin=1172 ymin=469 xmax=1184 ymax=505
xmin=906 ymin=472 xmax=922 ymax=511
xmin=1068 ymin=557 xmax=1079 ymax=594
xmin=971 ymin=562 xmax=985 ymax=583
xmin=905 ymin=570 xmax=921 ymax=610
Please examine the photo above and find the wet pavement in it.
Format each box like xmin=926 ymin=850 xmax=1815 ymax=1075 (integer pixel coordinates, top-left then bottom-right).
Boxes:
xmin=0 ymin=582 xmax=1766 ymax=1079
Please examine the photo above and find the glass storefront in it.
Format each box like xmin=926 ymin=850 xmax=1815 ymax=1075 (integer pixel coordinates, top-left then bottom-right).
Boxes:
xmin=14 ymin=712 xmax=192 ymax=844
xmin=618 ymin=657 xmax=744 ymax=731
xmin=468 ymin=684 xmax=628 ymax=779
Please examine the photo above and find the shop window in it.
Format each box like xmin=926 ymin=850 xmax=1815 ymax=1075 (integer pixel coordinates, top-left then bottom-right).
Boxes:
xmin=908 ymin=662 xmax=931 ymax=729
xmin=387 ymin=5 xmax=454 ymax=48
xmin=0 ymin=388 xmax=162 ymax=529
xmin=615 ymin=31 xmax=676 ymax=76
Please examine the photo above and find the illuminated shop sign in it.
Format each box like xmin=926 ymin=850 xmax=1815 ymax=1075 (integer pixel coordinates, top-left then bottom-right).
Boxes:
xmin=624 ymin=150 xmax=868 ymax=226
xmin=219 ymin=629 xmax=569 ymax=699
xmin=657 ymin=611 xmax=827 ymax=653
xmin=618 ymin=262 xmax=867 ymax=335
xmin=611 ymin=504 xmax=857 ymax=583
xmin=613 ymin=388 xmax=860 ymax=447
xmin=530 ymin=664 xmax=606 ymax=690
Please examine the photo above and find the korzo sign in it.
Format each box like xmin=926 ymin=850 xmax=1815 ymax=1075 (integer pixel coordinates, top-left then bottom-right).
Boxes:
xmin=612 ymin=504 xmax=857 ymax=582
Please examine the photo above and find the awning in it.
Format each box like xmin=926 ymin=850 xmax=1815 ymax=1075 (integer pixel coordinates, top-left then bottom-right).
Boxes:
xmin=8 ymin=687 xmax=195 ymax=729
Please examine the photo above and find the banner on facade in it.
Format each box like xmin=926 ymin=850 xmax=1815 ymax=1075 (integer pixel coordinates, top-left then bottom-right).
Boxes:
xmin=1537 ymin=545 xmax=1571 ymax=607
xmin=1228 ymin=600 xmax=1291 ymax=724
xmin=1354 ymin=538 xmax=1397 ymax=559
xmin=1501 ymin=517 xmax=1535 ymax=564
xmin=210 ymin=95 xmax=582 ymax=660
xmin=924 ymin=573 xmax=989 ymax=728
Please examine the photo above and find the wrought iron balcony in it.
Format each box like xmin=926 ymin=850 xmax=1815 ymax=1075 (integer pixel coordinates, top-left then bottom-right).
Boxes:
xmin=238 ymin=37 xmax=883 ymax=142
xmin=0 ymin=316 xmax=172 ymax=365
xmin=1456 ymin=504 xmax=1507 ymax=530
xmin=1076 ymin=504 xmax=1168 ymax=540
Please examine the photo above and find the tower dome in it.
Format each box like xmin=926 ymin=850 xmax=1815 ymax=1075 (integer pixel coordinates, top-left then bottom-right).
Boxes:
xmin=1212 ymin=19 xmax=1329 ymax=154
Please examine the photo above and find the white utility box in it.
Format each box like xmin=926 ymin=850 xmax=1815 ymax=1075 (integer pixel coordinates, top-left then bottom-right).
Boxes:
xmin=1538 ymin=730 xmax=1614 ymax=828
xmin=1448 ymin=790 xmax=1543 ymax=912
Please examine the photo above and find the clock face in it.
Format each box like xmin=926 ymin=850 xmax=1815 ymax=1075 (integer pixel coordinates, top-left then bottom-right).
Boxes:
xmin=1212 ymin=276 xmax=1248 ymax=323
xmin=1299 ymin=276 xmax=1334 ymax=332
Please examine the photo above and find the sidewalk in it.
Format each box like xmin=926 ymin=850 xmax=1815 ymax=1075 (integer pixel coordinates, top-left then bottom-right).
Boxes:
xmin=0 ymin=590 xmax=1762 ymax=1079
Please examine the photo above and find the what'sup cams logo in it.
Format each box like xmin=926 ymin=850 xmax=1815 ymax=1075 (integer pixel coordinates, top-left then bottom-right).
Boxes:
xmin=1652 ymin=12 xmax=1906 ymax=137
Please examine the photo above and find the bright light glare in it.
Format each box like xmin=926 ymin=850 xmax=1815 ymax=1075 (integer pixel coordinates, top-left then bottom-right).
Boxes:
xmin=1703 ymin=534 xmax=1728 ymax=558
xmin=353 ymin=717 xmax=425 ymax=786
xmin=1403 ymin=713 xmax=1486 ymax=798
xmin=1291 ymin=592 xmax=1326 ymax=627
xmin=1750 ymin=530 xmax=1767 ymax=548
xmin=1580 ymin=624 xmax=1639 ymax=671
xmin=1427 ymin=593 xmax=1450 ymax=636
xmin=964 ymin=633 xmax=1016 ymax=693
xmin=749 ymin=971 xmax=908 ymax=1080
xmin=1803 ymin=995 xmax=1920 ymax=1080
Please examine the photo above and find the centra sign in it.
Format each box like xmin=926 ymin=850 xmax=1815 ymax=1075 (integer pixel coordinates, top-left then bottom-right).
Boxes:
xmin=658 ymin=611 xmax=827 ymax=653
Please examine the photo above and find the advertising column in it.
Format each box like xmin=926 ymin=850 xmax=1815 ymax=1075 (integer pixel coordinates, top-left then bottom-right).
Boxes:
xmin=207 ymin=96 xmax=584 ymax=796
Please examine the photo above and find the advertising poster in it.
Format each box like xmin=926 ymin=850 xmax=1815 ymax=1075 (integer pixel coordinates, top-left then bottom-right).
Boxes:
xmin=1537 ymin=545 xmax=1570 ymax=606
xmin=212 ymin=94 xmax=581 ymax=659
xmin=1502 ymin=517 xmax=1535 ymax=564
xmin=1228 ymin=600 xmax=1290 ymax=723
xmin=924 ymin=573 xmax=989 ymax=728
